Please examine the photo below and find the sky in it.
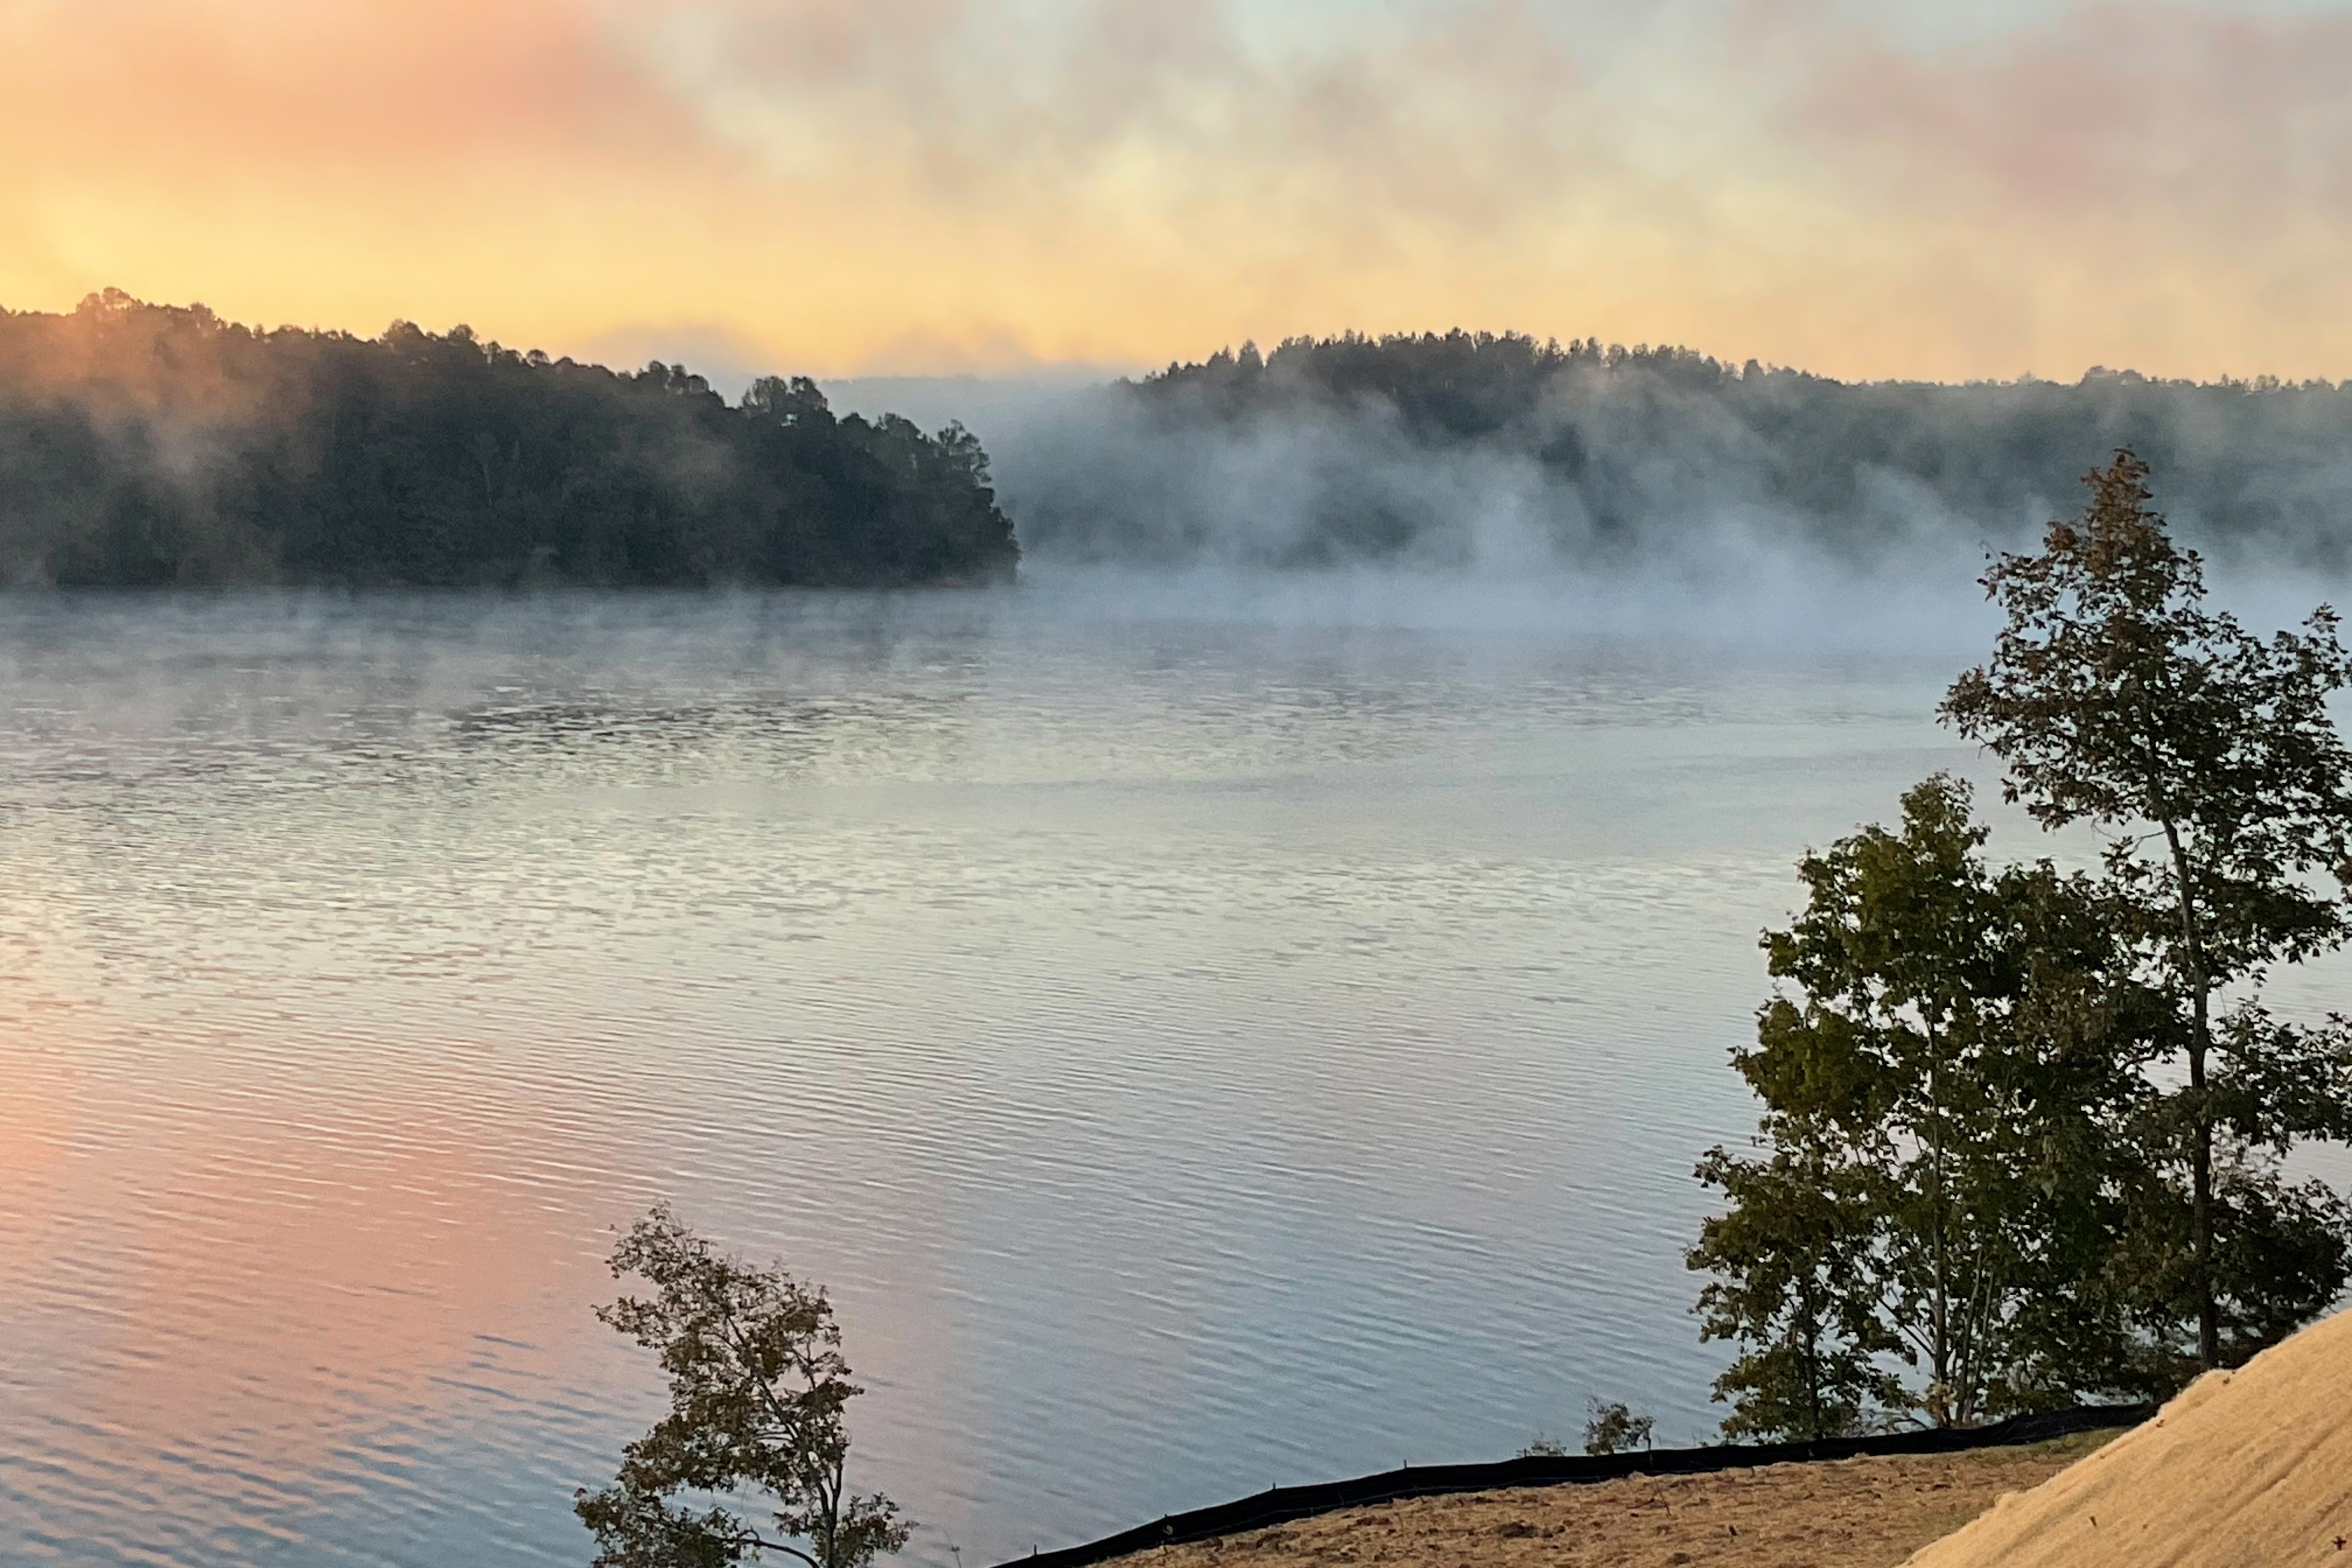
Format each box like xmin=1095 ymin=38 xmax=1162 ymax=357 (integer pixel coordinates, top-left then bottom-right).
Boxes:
xmin=4 ymin=0 xmax=2351 ymax=380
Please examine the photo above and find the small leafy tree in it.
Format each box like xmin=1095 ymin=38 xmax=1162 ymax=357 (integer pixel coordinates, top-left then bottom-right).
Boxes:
xmin=1942 ymin=450 xmax=2352 ymax=1372
xmin=1580 ymin=1400 xmax=1656 ymax=1456
xmin=576 ymin=1206 xmax=911 ymax=1568
xmin=1691 ymin=1139 xmax=1905 ymax=1441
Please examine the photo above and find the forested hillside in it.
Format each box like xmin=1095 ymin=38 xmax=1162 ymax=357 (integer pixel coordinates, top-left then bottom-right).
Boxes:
xmin=1004 ymin=331 xmax=2352 ymax=569
xmin=0 ymin=292 xmax=1019 ymax=587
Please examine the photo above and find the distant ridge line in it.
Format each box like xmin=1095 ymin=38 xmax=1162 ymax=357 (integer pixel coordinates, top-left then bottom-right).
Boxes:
xmin=990 ymin=1403 xmax=2154 ymax=1568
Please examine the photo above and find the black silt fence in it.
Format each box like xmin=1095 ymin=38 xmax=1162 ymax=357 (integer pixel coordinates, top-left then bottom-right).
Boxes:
xmin=990 ymin=1403 xmax=2152 ymax=1568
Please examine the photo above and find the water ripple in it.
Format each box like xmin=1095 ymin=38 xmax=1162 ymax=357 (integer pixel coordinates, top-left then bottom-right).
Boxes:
xmin=3 ymin=590 xmax=1996 ymax=1567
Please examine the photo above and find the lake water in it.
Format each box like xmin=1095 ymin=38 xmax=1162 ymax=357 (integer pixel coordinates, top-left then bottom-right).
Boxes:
xmin=0 ymin=587 xmax=2330 ymax=1567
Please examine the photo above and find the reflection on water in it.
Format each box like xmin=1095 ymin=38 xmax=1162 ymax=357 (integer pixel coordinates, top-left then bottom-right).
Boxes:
xmin=0 ymin=590 xmax=2031 ymax=1565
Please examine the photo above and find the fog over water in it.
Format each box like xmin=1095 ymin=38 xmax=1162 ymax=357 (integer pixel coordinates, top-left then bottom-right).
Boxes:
xmin=5 ymin=428 xmax=2352 ymax=1567
xmin=832 ymin=350 xmax=2352 ymax=584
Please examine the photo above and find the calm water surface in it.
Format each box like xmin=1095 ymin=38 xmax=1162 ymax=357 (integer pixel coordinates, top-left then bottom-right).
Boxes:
xmin=0 ymin=589 xmax=2155 ymax=1565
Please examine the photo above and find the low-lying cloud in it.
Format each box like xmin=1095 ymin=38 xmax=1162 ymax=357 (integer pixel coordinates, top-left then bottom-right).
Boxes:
xmin=880 ymin=335 xmax=2352 ymax=646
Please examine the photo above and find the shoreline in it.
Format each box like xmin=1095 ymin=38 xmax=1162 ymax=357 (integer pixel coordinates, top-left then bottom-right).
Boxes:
xmin=998 ymin=1406 xmax=2147 ymax=1568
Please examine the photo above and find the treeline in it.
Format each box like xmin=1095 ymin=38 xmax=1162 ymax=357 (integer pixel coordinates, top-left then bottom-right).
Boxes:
xmin=0 ymin=291 xmax=1019 ymax=588
xmin=1007 ymin=330 xmax=2352 ymax=567
xmin=1691 ymin=455 xmax=2352 ymax=1441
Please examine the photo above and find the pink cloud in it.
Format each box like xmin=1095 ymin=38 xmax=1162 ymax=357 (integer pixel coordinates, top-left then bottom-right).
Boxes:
xmin=0 ymin=0 xmax=698 ymax=178
xmin=1792 ymin=3 xmax=2352 ymax=230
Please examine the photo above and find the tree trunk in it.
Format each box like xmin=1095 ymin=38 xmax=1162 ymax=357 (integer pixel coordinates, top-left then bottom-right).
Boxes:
xmin=1928 ymin=1020 xmax=1951 ymax=1425
xmin=1803 ymin=1283 xmax=1825 ymax=1441
xmin=2190 ymin=995 xmax=2217 ymax=1370
xmin=2163 ymin=820 xmax=2221 ymax=1371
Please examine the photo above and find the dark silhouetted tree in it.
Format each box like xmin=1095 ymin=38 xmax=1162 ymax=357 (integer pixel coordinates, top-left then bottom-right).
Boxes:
xmin=0 ymin=293 xmax=1018 ymax=588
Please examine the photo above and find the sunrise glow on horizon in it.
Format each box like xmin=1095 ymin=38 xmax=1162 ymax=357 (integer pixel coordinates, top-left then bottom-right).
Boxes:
xmin=5 ymin=0 xmax=2351 ymax=382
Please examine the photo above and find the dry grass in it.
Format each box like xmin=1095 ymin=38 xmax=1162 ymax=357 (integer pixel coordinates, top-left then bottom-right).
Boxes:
xmin=1118 ymin=1433 xmax=2116 ymax=1568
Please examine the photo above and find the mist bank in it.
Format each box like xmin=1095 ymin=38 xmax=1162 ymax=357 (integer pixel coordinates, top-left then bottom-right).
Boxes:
xmin=986 ymin=333 xmax=2352 ymax=576
xmin=0 ymin=293 xmax=1019 ymax=589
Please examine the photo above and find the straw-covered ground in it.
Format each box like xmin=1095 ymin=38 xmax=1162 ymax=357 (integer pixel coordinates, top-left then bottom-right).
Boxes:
xmin=1115 ymin=1433 xmax=2117 ymax=1568
xmin=1909 ymin=1308 xmax=2352 ymax=1568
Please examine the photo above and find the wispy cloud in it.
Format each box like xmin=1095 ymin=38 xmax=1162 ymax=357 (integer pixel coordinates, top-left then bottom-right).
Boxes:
xmin=632 ymin=1 xmax=1609 ymax=240
xmin=2 ymin=1 xmax=2350 ymax=377
xmin=1793 ymin=2 xmax=2352 ymax=228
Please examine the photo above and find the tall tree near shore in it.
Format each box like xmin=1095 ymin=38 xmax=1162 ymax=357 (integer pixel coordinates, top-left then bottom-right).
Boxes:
xmin=1942 ymin=450 xmax=2352 ymax=1373
xmin=1692 ymin=775 xmax=2156 ymax=1438
xmin=576 ymin=1207 xmax=910 ymax=1568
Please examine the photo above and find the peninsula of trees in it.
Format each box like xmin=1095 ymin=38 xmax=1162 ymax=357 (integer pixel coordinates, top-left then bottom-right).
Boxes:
xmin=0 ymin=292 xmax=1019 ymax=589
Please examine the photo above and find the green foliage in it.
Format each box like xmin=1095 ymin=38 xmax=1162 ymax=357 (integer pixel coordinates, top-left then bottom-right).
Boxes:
xmin=1580 ymin=1400 xmax=1655 ymax=1457
xmin=1942 ymin=450 xmax=2352 ymax=1371
xmin=0 ymin=291 xmax=1018 ymax=587
xmin=1692 ymin=775 xmax=2162 ymax=1439
xmin=576 ymin=1206 xmax=911 ymax=1568
xmin=1691 ymin=1140 xmax=1907 ymax=1442
xmin=1698 ymin=454 xmax=2352 ymax=1444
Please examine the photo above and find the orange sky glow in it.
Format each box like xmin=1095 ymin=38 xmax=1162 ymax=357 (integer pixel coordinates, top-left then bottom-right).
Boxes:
xmin=4 ymin=0 xmax=2350 ymax=381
